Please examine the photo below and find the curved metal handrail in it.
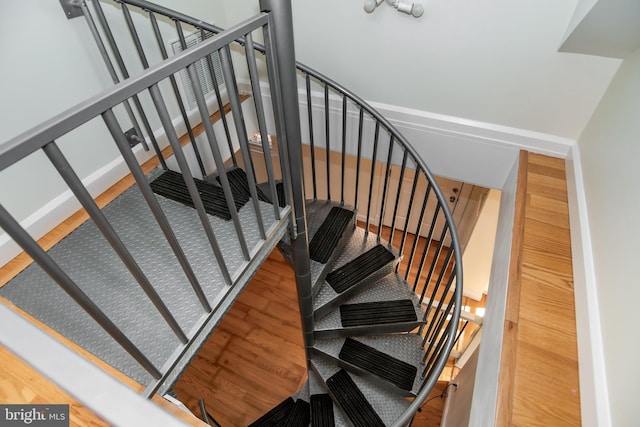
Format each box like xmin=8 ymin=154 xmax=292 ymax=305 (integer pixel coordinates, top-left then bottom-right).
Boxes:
xmin=295 ymin=63 xmax=464 ymax=427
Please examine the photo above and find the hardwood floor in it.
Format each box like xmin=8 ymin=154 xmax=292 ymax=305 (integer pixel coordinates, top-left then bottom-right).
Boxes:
xmin=0 ymin=150 xmax=580 ymax=426
xmin=496 ymin=153 xmax=581 ymax=426
xmin=173 ymin=250 xmax=306 ymax=426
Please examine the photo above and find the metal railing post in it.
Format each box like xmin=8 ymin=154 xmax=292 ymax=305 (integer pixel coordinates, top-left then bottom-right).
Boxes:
xmin=259 ymin=0 xmax=314 ymax=363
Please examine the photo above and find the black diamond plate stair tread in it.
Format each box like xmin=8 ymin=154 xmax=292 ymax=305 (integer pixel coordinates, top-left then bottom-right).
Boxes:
xmin=339 ymin=338 xmax=417 ymax=392
xmin=326 ymin=245 xmax=395 ymax=294
xmin=150 ymin=170 xmax=247 ymax=220
xmin=249 ymin=397 xmax=295 ymax=427
xmin=309 ymin=207 xmax=355 ymax=263
xmin=325 ymin=369 xmax=385 ymax=427
xmin=310 ymin=394 xmax=335 ymax=427
xmin=340 ymin=299 xmax=417 ymax=327
xmin=216 ymin=167 xmax=271 ymax=204
xmin=285 ymin=399 xmax=311 ymax=427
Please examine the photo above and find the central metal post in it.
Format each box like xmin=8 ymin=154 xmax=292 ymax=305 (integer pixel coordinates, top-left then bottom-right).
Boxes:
xmin=260 ymin=0 xmax=314 ymax=365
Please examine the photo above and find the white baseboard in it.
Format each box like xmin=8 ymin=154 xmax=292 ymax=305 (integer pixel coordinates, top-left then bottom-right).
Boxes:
xmin=0 ymin=144 xmax=156 ymax=267
xmin=369 ymin=100 xmax=575 ymax=189
xmin=297 ymin=88 xmax=574 ymax=190
xmin=565 ymin=145 xmax=612 ymax=427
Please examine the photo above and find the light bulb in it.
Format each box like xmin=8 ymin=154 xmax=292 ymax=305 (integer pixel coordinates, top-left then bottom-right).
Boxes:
xmin=364 ymin=0 xmax=378 ymax=13
xmin=396 ymin=1 xmax=413 ymax=14
xmin=411 ymin=3 xmax=424 ymax=17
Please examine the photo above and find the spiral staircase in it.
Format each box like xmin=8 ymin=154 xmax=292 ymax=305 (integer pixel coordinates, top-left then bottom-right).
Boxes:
xmin=0 ymin=1 xmax=463 ymax=425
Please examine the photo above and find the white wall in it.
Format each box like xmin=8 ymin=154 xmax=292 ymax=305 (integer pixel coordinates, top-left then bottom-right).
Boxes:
xmin=276 ymin=0 xmax=620 ymax=139
xmin=577 ymin=47 xmax=640 ymax=426
xmin=461 ymin=189 xmax=501 ymax=300
xmin=467 ymin=156 xmax=519 ymax=426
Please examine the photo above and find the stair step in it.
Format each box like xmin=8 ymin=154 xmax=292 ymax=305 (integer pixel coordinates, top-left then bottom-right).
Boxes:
xmin=326 ymin=369 xmax=385 ymax=427
xmin=340 ymin=299 xmax=417 ymax=327
xmin=285 ymin=399 xmax=311 ymax=427
xmin=248 ymin=397 xmax=295 ymax=427
xmin=150 ymin=170 xmax=247 ymax=220
xmin=309 ymin=207 xmax=355 ymax=263
xmin=340 ymin=338 xmax=417 ymax=392
xmin=311 ymin=356 xmax=410 ymax=425
xmin=216 ymin=167 xmax=271 ymax=203
xmin=326 ymin=245 xmax=395 ymax=294
xmin=313 ymin=335 xmax=424 ymax=396
xmin=314 ymin=274 xmax=425 ymax=339
xmin=310 ymin=394 xmax=334 ymax=427
xmin=313 ymin=231 xmax=400 ymax=320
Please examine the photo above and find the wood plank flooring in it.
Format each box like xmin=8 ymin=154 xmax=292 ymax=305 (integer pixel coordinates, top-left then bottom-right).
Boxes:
xmin=496 ymin=153 xmax=581 ymax=426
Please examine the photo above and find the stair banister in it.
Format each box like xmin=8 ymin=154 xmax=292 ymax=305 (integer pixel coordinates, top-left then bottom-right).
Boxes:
xmin=2 ymin=0 xmax=464 ymax=423
xmin=81 ymin=0 xmax=465 ymax=422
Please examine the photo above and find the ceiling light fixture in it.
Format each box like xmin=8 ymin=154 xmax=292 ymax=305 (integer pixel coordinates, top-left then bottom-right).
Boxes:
xmin=364 ymin=0 xmax=424 ymax=18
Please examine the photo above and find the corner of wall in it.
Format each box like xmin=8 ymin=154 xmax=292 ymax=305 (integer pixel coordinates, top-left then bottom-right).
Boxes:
xmin=564 ymin=143 xmax=612 ymax=427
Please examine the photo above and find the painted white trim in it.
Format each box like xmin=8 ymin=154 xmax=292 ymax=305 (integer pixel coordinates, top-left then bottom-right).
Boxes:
xmin=466 ymin=156 xmax=519 ymax=427
xmin=369 ymin=100 xmax=575 ymax=158
xmin=565 ymin=144 xmax=612 ymax=427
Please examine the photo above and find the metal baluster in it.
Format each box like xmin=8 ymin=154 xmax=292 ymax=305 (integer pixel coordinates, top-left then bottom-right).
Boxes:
xmin=413 ymin=203 xmax=442 ymax=291
xmin=324 ymin=83 xmax=331 ymax=201
xmin=365 ymin=121 xmax=380 ymax=234
xmin=418 ymin=224 xmax=452 ymax=303
xmin=245 ymin=32 xmax=281 ymax=220
xmin=406 ymin=176 xmax=432 ymax=284
xmin=181 ymin=57 xmax=252 ymax=260
xmin=354 ymin=108 xmax=364 ymax=212
xmin=306 ymin=74 xmax=317 ymax=201
xmin=196 ymin=28 xmax=237 ymax=168
xmin=419 ymin=245 xmax=455 ymax=323
xmin=377 ymin=134 xmax=395 ymax=241
xmin=420 ymin=225 xmax=453 ymax=301
xmin=341 ymin=95 xmax=347 ymax=206
xmin=79 ymin=0 xmax=148 ymax=152
xmin=452 ymin=320 xmax=469 ymax=350
xmin=398 ymin=169 xmax=420 ymax=275
xmin=145 ymin=11 xmax=207 ymax=179
xmin=389 ymin=150 xmax=408 ymax=245
xmin=421 ymin=271 xmax=456 ymax=349
xmin=219 ymin=44 xmax=267 ymax=240
xmin=135 ymin=85 xmax=233 ymax=283
xmin=102 ymin=110 xmax=212 ymax=313
xmin=0 ymin=203 xmax=162 ymax=379
xmin=91 ymin=0 xmax=165 ymax=169
xmin=422 ymin=311 xmax=452 ymax=376
xmin=42 ymin=141 xmax=188 ymax=344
